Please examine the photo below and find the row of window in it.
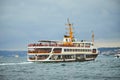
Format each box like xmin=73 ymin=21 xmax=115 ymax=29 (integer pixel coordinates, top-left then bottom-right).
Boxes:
xmin=73 ymin=43 xmax=93 ymax=47
xmin=64 ymin=49 xmax=92 ymax=52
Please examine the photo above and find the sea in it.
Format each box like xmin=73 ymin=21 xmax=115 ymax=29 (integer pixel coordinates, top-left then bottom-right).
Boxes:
xmin=0 ymin=47 xmax=120 ymax=80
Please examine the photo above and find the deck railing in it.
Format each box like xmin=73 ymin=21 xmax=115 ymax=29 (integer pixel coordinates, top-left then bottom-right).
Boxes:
xmin=28 ymin=43 xmax=91 ymax=48
xmin=28 ymin=43 xmax=75 ymax=47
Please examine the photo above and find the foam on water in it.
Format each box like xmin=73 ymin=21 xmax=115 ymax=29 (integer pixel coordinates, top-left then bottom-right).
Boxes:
xmin=0 ymin=62 xmax=33 ymax=66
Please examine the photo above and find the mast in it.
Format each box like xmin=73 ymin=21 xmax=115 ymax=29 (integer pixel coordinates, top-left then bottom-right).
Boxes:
xmin=65 ymin=18 xmax=74 ymax=41
xmin=63 ymin=18 xmax=74 ymax=46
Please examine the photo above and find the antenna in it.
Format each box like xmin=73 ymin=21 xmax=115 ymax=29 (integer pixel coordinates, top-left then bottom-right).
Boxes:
xmin=67 ymin=18 xmax=72 ymax=26
xmin=67 ymin=18 xmax=70 ymax=24
xmin=92 ymin=31 xmax=94 ymax=45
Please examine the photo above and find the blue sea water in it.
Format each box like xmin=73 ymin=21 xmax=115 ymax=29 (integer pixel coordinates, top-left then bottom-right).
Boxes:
xmin=0 ymin=48 xmax=120 ymax=80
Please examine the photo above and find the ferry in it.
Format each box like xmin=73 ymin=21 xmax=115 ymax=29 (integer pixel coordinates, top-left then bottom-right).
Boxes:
xmin=114 ymin=53 xmax=120 ymax=58
xmin=27 ymin=19 xmax=98 ymax=62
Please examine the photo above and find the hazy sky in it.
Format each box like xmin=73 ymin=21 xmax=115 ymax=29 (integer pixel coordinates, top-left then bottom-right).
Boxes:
xmin=0 ymin=0 xmax=120 ymax=50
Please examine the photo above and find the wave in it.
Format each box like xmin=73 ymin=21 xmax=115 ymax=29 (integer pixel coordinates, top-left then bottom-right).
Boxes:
xmin=0 ymin=62 xmax=33 ymax=66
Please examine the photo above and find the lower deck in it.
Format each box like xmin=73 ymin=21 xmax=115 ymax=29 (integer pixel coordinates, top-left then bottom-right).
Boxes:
xmin=27 ymin=53 xmax=98 ymax=62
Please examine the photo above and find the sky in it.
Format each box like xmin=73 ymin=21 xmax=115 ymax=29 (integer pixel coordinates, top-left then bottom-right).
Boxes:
xmin=0 ymin=0 xmax=120 ymax=50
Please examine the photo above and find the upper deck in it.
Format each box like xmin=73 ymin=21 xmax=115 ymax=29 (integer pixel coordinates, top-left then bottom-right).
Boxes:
xmin=28 ymin=40 xmax=93 ymax=48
